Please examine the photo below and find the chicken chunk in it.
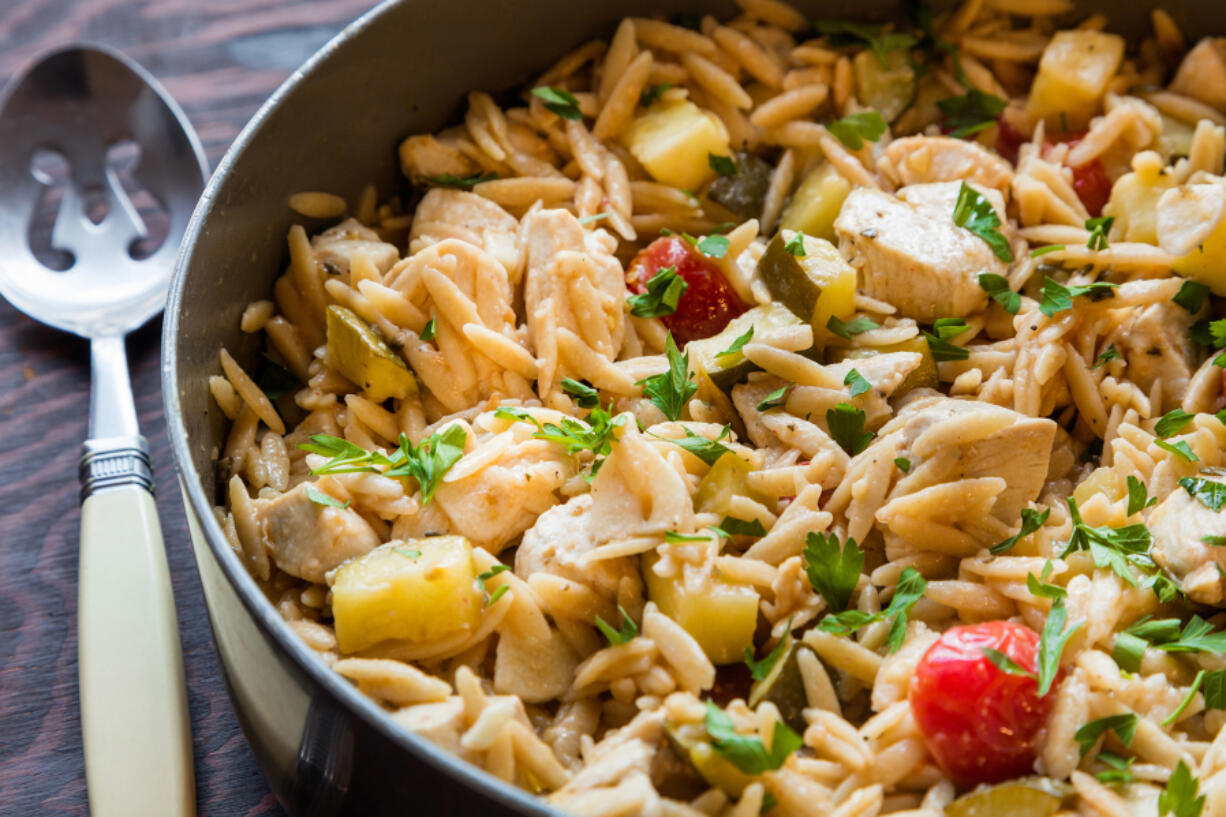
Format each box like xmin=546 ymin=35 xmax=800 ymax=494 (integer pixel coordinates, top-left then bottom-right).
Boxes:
xmin=854 ymin=396 xmax=1056 ymax=556
xmin=252 ymin=482 xmax=381 ymax=582
xmin=1117 ymin=300 xmax=1200 ymax=413
xmin=399 ymin=132 xmax=480 ymax=182
xmin=880 ymin=136 xmax=1014 ymax=200
xmin=1149 ymin=479 xmax=1226 ymax=605
xmin=1169 ymin=38 xmax=1226 ymax=113
xmin=408 ymin=188 xmax=521 ymax=275
xmin=515 ymin=495 xmax=642 ymax=602
xmin=834 ymin=182 xmax=1008 ymax=321
xmin=310 ymin=218 xmax=399 ymax=277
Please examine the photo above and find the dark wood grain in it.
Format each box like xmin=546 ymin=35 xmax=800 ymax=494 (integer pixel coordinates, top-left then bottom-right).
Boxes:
xmin=0 ymin=2 xmax=376 ymax=814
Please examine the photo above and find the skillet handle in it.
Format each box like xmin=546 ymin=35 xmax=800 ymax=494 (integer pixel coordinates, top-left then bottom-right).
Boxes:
xmin=78 ymin=437 xmax=195 ymax=817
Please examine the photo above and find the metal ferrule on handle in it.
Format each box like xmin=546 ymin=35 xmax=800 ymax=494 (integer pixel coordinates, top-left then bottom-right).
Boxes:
xmin=79 ymin=435 xmax=155 ymax=501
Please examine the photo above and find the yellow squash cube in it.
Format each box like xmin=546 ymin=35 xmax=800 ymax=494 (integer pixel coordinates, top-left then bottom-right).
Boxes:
xmin=1173 ymin=216 xmax=1226 ymax=295
xmin=331 ymin=536 xmax=482 ymax=654
xmin=1027 ymin=30 xmax=1124 ymax=131
xmin=645 ymin=554 xmax=759 ymax=665
xmin=1102 ymin=153 xmax=1174 ymax=245
xmin=779 ymin=162 xmax=852 ymax=243
xmin=622 ymin=99 xmax=731 ymax=191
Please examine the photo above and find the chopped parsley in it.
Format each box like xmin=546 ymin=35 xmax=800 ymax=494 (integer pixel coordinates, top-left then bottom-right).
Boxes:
xmin=952 ymin=182 xmax=1012 ymax=262
xmin=719 ymin=516 xmax=768 ymax=538
xmin=894 ymin=457 xmax=911 ymax=473
xmin=663 ymin=426 xmax=733 ymax=466
xmin=1030 ymin=244 xmax=1065 ymax=258
xmin=703 ymin=701 xmax=803 ymax=774
xmin=1163 ymin=669 xmax=1206 ymax=726
xmin=827 ymin=110 xmax=887 ymax=150
xmin=420 ymin=317 xmax=437 ymax=341
xmin=827 ymin=402 xmax=874 ymax=455
xmin=532 ymin=86 xmax=583 ymax=119
xmin=709 ymin=153 xmax=737 ymax=176
xmin=784 ymin=231 xmax=807 ymax=257
xmin=421 ymin=171 xmax=498 ymax=190
xmin=393 ymin=546 xmax=421 ymax=559
xmin=1092 ymin=344 xmax=1120 ymax=368
xmin=1179 ymin=475 xmax=1226 ymax=512
xmin=696 ymin=233 xmax=730 ymax=259
xmin=1037 ymin=596 xmax=1081 ymax=695
xmin=757 ymin=385 xmax=789 ymax=412
xmin=1118 ymin=615 xmax=1226 ymax=656
xmin=664 ymin=530 xmax=714 ymax=543
xmin=1059 ymin=497 xmax=1155 ymax=590
xmin=1126 ymin=475 xmax=1156 ymax=516
xmin=937 ymin=88 xmax=1008 ymax=138
xmin=384 ymin=423 xmax=469 ymax=504
xmin=1074 ymin=713 xmax=1138 ymax=756
xmin=561 ymin=377 xmax=600 ymax=409
xmin=594 ymin=605 xmax=639 ymax=646
xmin=1155 ymin=409 xmax=1195 ymax=438
xmin=982 ymin=647 xmax=1036 ymax=680
xmin=1096 ymin=751 xmax=1135 ymax=784
xmin=814 ymin=20 xmax=918 ymax=66
xmin=299 ymin=434 xmax=384 ymax=475
xmin=1160 ymin=759 xmax=1205 ymax=817
xmin=577 ymin=212 xmax=611 ymax=225
xmin=989 ymin=507 xmax=1050 ymax=555
xmin=639 ymin=82 xmax=671 ymax=108
xmin=1174 ymin=279 xmax=1211 ymax=314
xmin=923 ymin=330 xmax=970 ymax=362
xmin=978 ymin=272 xmax=1020 ymax=314
xmin=1155 ymin=439 xmax=1199 ymax=462
xmin=628 ymin=265 xmax=688 ymax=318
xmin=844 ymin=368 xmax=872 ymax=397
xmin=803 ymin=532 xmax=864 ymax=612
xmin=744 ymin=625 xmax=792 ymax=681
xmin=826 ymin=315 xmax=880 ymax=339
xmin=305 ymin=484 xmax=350 ymax=509
xmin=1038 ymin=276 xmax=1118 ymax=317
xmin=717 ymin=326 xmax=754 ymax=358
xmin=818 ymin=567 xmax=927 ymax=653
xmin=477 ymin=564 xmax=511 ymax=606
xmin=494 ymin=405 xmax=626 ymax=480
xmin=1085 ymin=215 xmax=1114 ymax=251
xmin=638 ymin=333 xmax=697 ymax=421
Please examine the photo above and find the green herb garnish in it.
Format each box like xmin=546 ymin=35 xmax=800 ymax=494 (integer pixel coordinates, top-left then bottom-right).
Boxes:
xmin=827 ymin=110 xmax=887 ymax=150
xmin=532 ymin=86 xmax=583 ymax=119
xmin=952 ymin=182 xmax=1012 ymax=262
xmin=638 ymin=333 xmax=697 ymax=421
xmin=827 ymin=402 xmax=873 ymax=455
xmin=305 ymin=484 xmax=351 ymax=509
xmin=595 ymin=605 xmax=639 ymax=646
xmin=628 ymin=266 xmax=688 ymax=318
xmin=803 ymin=532 xmax=864 ymax=613
xmin=978 ymin=272 xmax=1020 ymax=314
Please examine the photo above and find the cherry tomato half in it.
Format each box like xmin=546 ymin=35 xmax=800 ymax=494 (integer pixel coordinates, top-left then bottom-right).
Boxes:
xmin=626 ymin=236 xmax=746 ymax=345
xmin=909 ymin=620 xmax=1055 ymax=788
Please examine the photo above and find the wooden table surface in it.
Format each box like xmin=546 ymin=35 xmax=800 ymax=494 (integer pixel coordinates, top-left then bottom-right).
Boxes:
xmin=0 ymin=2 xmax=378 ymax=813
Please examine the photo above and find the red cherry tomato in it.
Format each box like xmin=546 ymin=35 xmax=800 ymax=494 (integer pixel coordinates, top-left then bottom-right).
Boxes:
xmin=1042 ymin=134 xmax=1111 ymax=217
xmin=626 ymin=236 xmax=746 ymax=345
xmin=909 ymin=621 xmax=1055 ymax=788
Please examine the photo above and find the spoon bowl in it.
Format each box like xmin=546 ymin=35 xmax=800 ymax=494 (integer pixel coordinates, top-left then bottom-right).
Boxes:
xmin=0 ymin=44 xmax=207 ymax=338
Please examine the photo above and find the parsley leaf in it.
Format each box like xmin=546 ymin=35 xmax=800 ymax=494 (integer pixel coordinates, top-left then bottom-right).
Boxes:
xmin=299 ymin=434 xmax=385 ymax=475
xmin=817 ymin=567 xmax=926 ymax=653
xmin=784 ymin=231 xmax=807 ymax=257
xmin=757 ymin=385 xmax=789 ymax=412
xmin=663 ymin=426 xmax=732 ymax=466
xmin=1038 ymin=276 xmax=1118 ymax=317
xmin=594 ymin=605 xmax=639 ymax=646
xmin=420 ymin=317 xmax=436 ymax=341
xmin=1085 ymin=215 xmax=1114 ymax=251
xmin=952 ymin=182 xmax=1012 ymax=262
xmin=1096 ymin=751 xmax=1135 ymax=784
xmin=932 ymin=317 xmax=969 ymax=339
xmin=384 ymin=423 xmax=469 ymax=504
xmin=1121 ymin=615 xmax=1226 ymax=656
xmin=1074 ymin=713 xmax=1138 ymax=756
xmin=1037 ymin=596 xmax=1082 ymax=696
xmin=1156 ymin=409 xmax=1195 ymax=438
xmin=1027 ymin=565 xmax=1067 ymax=600
xmin=421 ymin=171 xmax=498 ymax=190
xmin=532 ymin=86 xmax=583 ymax=119
xmin=477 ymin=564 xmax=511 ymax=607
xmin=709 ymin=153 xmax=737 ymax=176
xmin=814 ymin=20 xmax=918 ymax=66
xmin=720 ymin=516 xmax=768 ymax=538
xmin=495 ymin=405 xmax=626 ymax=479
xmin=844 ymin=368 xmax=872 ymax=397
xmin=827 ymin=110 xmax=887 ymax=150
xmin=1160 ymin=759 xmax=1205 ymax=817
xmin=1155 ymin=439 xmax=1199 ymax=462
xmin=990 ymin=507 xmax=1050 ymax=555
xmin=1031 ymin=244 xmax=1065 ymax=257
xmin=937 ymin=88 xmax=1007 ymax=138
xmin=697 ymin=234 xmax=730 ymax=259
xmin=704 ymin=701 xmax=802 ymax=774
xmin=1174 ymin=279 xmax=1211 ymax=314
xmin=826 ymin=315 xmax=880 ymax=339
xmin=717 ymin=326 xmax=754 ymax=358
xmin=1180 ymin=476 xmax=1226 ymax=512
xmin=393 ymin=546 xmax=421 ymax=559
xmin=640 ymin=82 xmax=671 ymax=108
xmin=305 ymin=484 xmax=351 ymax=509
xmin=1205 ymin=669 xmax=1226 ymax=709
xmin=628 ymin=265 xmax=688 ymax=318
xmin=1126 ymin=475 xmax=1156 ymax=516
xmin=827 ymin=402 xmax=874 ymax=455
xmin=744 ymin=625 xmax=791 ymax=681
xmin=803 ymin=532 xmax=864 ymax=612
xmin=1059 ymin=497 xmax=1154 ymax=588
xmin=1163 ymin=669 xmax=1206 ymax=726
xmin=894 ymin=457 xmax=911 ymax=472
xmin=982 ymin=647 xmax=1037 ymax=680
xmin=638 ymin=333 xmax=697 ymax=421
xmin=561 ymin=377 xmax=600 ymax=409
xmin=577 ymin=212 xmax=611 ymax=225
xmin=978 ymin=272 xmax=1020 ymax=314
xmin=1092 ymin=344 xmax=1120 ymax=368
xmin=923 ymin=330 xmax=970 ymax=361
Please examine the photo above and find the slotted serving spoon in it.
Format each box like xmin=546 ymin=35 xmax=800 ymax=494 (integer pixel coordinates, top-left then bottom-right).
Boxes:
xmin=0 ymin=45 xmax=207 ymax=816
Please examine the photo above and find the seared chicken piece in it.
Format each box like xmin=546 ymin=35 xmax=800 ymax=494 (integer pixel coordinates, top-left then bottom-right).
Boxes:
xmin=515 ymin=495 xmax=642 ymax=602
xmin=408 ymin=188 xmax=520 ymax=271
xmin=1150 ymin=478 xmax=1226 ymax=605
xmin=1117 ymin=300 xmax=1200 ymax=413
xmin=310 ymin=218 xmax=399 ymax=277
xmin=835 ymin=182 xmax=1008 ymax=321
xmin=252 ymin=482 xmax=381 ymax=582
xmin=880 ymin=136 xmax=1014 ymax=199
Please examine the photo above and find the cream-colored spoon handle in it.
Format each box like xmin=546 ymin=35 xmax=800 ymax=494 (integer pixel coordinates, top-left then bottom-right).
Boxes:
xmin=78 ymin=478 xmax=194 ymax=817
